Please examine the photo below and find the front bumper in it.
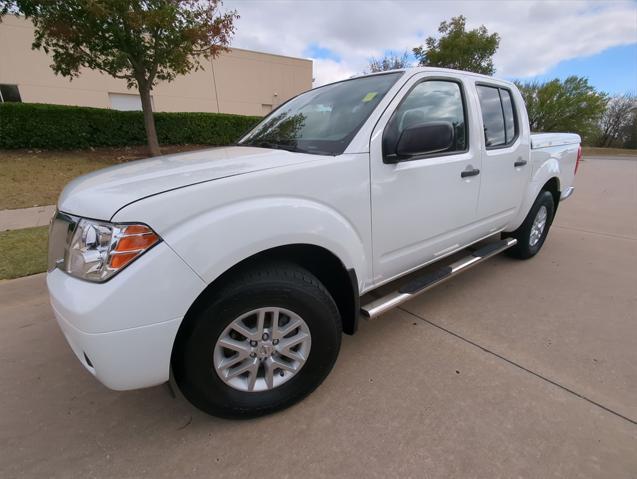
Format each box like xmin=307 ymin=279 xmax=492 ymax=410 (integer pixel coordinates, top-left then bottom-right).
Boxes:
xmin=47 ymin=242 xmax=205 ymax=390
xmin=52 ymin=302 xmax=182 ymax=390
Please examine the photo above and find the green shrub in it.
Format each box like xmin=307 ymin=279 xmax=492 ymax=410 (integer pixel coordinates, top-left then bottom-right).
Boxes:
xmin=0 ymin=103 xmax=261 ymax=149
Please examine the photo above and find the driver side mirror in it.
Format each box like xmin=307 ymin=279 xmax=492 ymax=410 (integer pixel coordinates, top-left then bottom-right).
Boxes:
xmin=384 ymin=121 xmax=454 ymax=163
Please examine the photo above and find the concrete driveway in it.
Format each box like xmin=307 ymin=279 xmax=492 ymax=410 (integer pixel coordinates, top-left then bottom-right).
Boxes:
xmin=1 ymin=155 xmax=636 ymax=478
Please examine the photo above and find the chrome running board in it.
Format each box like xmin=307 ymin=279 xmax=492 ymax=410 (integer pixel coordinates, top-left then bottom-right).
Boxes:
xmin=361 ymin=238 xmax=518 ymax=319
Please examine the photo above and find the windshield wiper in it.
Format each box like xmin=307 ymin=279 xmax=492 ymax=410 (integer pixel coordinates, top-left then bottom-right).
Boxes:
xmin=260 ymin=141 xmax=301 ymax=152
xmin=238 ymin=140 xmax=334 ymax=156
xmin=244 ymin=140 xmax=311 ymax=154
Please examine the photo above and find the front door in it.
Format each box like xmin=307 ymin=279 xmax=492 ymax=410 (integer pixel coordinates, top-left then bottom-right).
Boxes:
xmin=369 ymin=75 xmax=482 ymax=284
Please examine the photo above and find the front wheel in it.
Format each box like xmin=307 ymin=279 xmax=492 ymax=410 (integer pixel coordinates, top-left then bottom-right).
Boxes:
xmin=506 ymin=190 xmax=555 ymax=259
xmin=172 ymin=262 xmax=342 ymax=419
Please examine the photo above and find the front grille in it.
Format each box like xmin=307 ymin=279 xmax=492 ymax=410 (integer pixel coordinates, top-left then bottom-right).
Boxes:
xmin=47 ymin=211 xmax=79 ymax=272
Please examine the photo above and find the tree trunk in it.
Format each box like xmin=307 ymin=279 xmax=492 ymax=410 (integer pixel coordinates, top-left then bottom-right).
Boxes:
xmin=138 ymin=82 xmax=161 ymax=157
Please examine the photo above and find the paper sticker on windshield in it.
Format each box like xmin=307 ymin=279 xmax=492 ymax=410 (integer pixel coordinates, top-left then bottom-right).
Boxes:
xmin=362 ymin=92 xmax=378 ymax=102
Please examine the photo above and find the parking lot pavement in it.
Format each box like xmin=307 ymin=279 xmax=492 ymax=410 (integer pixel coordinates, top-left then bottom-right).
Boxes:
xmin=400 ymin=156 xmax=637 ymax=421
xmin=1 ymin=156 xmax=636 ymax=478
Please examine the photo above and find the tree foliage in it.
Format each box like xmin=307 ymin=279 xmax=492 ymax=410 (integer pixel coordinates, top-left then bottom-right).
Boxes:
xmin=413 ymin=15 xmax=500 ymax=75
xmin=515 ymin=76 xmax=608 ymax=141
xmin=0 ymin=0 xmax=11 ymax=15
xmin=367 ymin=51 xmax=411 ymax=73
xmin=622 ymin=115 xmax=637 ymax=149
xmin=595 ymin=93 xmax=637 ymax=147
xmin=7 ymin=0 xmax=238 ymax=156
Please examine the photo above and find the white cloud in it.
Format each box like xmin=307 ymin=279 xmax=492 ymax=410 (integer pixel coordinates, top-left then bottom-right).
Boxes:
xmin=224 ymin=0 xmax=637 ymax=85
xmin=311 ymin=58 xmax=358 ymax=85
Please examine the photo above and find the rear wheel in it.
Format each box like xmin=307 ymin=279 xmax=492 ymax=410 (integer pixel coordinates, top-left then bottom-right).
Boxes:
xmin=172 ymin=262 xmax=342 ymax=418
xmin=506 ymin=190 xmax=555 ymax=259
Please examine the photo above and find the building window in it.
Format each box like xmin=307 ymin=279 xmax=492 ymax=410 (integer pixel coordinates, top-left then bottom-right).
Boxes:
xmin=108 ymin=92 xmax=153 ymax=111
xmin=0 ymin=84 xmax=22 ymax=103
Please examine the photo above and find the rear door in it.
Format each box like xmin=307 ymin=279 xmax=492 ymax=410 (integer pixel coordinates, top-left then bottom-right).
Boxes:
xmin=369 ymin=74 xmax=483 ymax=283
xmin=474 ymin=83 xmax=530 ymax=229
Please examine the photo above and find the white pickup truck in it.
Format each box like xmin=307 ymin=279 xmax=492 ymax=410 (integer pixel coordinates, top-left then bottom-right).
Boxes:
xmin=47 ymin=67 xmax=581 ymax=418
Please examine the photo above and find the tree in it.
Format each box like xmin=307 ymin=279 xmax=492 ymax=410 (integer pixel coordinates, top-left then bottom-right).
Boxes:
xmin=515 ymin=76 xmax=608 ymax=142
xmin=0 ymin=0 xmax=11 ymax=15
xmin=621 ymin=114 xmax=637 ymax=149
xmin=8 ymin=0 xmax=238 ymax=156
xmin=367 ymin=51 xmax=411 ymax=73
xmin=413 ymin=15 xmax=500 ymax=75
xmin=595 ymin=93 xmax=637 ymax=147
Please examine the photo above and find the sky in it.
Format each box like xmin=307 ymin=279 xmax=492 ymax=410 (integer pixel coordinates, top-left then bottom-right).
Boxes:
xmin=223 ymin=0 xmax=637 ymax=94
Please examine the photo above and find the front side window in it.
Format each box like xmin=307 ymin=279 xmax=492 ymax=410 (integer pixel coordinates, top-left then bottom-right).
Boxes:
xmin=239 ymin=72 xmax=403 ymax=156
xmin=383 ymin=80 xmax=467 ymax=160
xmin=477 ymin=85 xmax=518 ymax=148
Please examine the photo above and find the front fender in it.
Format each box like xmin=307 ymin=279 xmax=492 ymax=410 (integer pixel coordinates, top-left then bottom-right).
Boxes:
xmin=112 ymin=152 xmax=372 ymax=291
xmin=120 ymin=195 xmax=368 ymax=289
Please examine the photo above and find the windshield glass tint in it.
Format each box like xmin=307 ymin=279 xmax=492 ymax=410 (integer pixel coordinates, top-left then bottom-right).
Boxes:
xmin=239 ymin=72 xmax=403 ymax=155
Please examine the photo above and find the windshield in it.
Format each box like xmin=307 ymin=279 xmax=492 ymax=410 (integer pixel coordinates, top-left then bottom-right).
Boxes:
xmin=238 ymin=72 xmax=403 ymax=155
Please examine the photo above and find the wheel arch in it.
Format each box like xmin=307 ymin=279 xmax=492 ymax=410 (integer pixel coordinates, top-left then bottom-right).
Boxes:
xmin=171 ymin=244 xmax=360 ymax=368
xmin=506 ymin=175 xmax=561 ymax=233
xmin=541 ymin=176 xmax=561 ymax=215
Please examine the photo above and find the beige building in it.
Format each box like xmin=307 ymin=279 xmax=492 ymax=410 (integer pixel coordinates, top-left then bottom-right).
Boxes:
xmin=0 ymin=16 xmax=312 ymax=116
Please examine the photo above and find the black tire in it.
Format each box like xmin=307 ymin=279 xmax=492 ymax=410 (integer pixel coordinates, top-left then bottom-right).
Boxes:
xmin=172 ymin=262 xmax=342 ymax=419
xmin=506 ymin=190 xmax=555 ymax=259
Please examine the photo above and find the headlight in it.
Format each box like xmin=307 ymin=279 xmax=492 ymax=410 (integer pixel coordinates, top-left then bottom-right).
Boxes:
xmin=64 ymin=218 xmax=160 ymax=282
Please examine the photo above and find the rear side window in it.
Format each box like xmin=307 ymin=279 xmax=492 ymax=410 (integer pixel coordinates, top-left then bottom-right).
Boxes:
xmin=477 ymin=85 xmax=518 ymax=148
xmin=500 ymin=89 xmax=516 ymax=143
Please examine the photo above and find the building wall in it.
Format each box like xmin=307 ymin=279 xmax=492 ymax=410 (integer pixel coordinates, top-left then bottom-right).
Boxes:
xmin=0 ymin=16 xmax=312 ymax=116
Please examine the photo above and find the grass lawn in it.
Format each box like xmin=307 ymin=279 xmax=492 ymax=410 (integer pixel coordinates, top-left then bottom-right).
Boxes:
xmin=0 ymin=226 xmax=48 ymax=280
xmin=0 ymin=145 xmax=205 ymax=210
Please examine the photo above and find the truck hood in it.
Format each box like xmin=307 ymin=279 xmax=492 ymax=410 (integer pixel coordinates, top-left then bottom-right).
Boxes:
xmin=58 ymin=146 xmax=317 ymax=220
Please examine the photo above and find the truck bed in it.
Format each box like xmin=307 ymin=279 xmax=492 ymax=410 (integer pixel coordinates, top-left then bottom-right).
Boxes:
xmin=530 ymin=132 xmax=580 ymax=203
xmin=530 ymin=132 xmax=581 ymax=149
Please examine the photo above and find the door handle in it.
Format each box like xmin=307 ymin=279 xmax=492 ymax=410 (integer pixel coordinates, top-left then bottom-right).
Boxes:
xmin=461 ymin=168 xmax=480 ymax=178
xmin=514 ymin=159 xmax=528 ymax=167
